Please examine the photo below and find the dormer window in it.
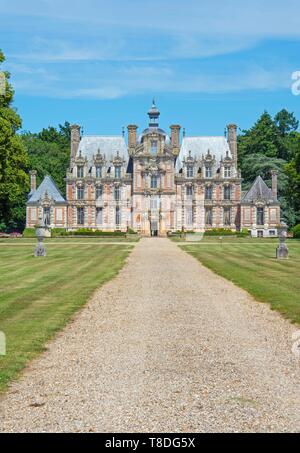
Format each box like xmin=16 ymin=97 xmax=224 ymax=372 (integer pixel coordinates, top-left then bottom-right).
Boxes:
xmin=77 ymin=166 xmax=84 ymax=179
xmin=96 ymin=166 xmax=102 ymax=178
xmin=187 ymin=165 xmax=194 ymax=178
xmin=224 ymin=166 xmax=231 ymax=178
xmin=205 ymin=166 xmax=212 ymax=178
xmin=151 ymin=140 xmax=158 ymax=155
xmin=115 ymin=166 xmax=121 ymax=178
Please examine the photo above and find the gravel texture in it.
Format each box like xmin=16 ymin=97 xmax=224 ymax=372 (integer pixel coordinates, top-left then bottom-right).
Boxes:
xmin=0 ymin=238 xmax=299 ymax=433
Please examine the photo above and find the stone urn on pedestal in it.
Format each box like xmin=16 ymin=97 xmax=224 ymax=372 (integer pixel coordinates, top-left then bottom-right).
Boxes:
xmin=34 ymin=217 xmax=51 ymax=257
xmin=276 ymin=221 xmax=289 ymax=259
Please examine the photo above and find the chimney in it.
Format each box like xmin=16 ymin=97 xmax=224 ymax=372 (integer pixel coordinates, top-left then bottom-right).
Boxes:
xmin=227 ymin=124 xmax=238 ymax=166
xmin=170 ymin=125 xmax=181 ymax=155
xmin=70 ymin=124 xmax=81 ymax=162
xmin=271 ymin=170 xmax=278 ymax=199
xmin=127 ymin=125 xmax=138 ymax=152
xmin=29 ymin=170 xmax=37 ymax=192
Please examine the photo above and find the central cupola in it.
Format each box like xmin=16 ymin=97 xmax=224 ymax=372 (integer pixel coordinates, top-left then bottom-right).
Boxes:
xmin=148 ymin=99 xmax=160 ymax=128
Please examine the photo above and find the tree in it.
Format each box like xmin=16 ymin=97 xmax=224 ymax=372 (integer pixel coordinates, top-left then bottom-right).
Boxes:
xmin=0 ymin=50 xmax=29 ymax=231
xmin=22 ymin=122 xmax=70 ymax=195
xmin=285 ymin=137 xmax=300 ymax=225
xmin=238 ymin=110 xmax=300 ymax=226
xmin=274 ymin=109 xmax=299 ymax=136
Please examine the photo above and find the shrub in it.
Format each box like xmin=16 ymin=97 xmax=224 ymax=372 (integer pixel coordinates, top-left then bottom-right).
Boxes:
xmin=51 ymin=228 xmax=67 ymax=237
xmin=22 ymin=228 xmax=36 ymax=238
xmin=292 ymin=224 xmax=300 ymax=239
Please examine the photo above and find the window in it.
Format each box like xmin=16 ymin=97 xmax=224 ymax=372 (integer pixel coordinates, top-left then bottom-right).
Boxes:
xmin=205 ymin=166 xmax=212 ymax=178
xmin=257 ymin=207 xmax=264 ymax=225
xmin=77 ymin=166 xmax=84 ymax=178
xmin=205 ymin=208 xmax=213 ymax=226
xmin=224 ymin=207 xmax=231 ymax=226
xmin=96 ymin=207 xmax=103 ymax=225
xmin=77 ymin=186 xmax=84 ymax=200
xmin=205 ymin=185 xmax=213 ymax=200
xmin=187 ymin=165 xmax=194 ymax=178
xmin=224 ymin=186 xmax=231 ymax=200
xmin=150 ymin=196 xmax=159 ymax=210
xmin=224 ymin=166 xmax=231 ymax=178
xmin=77 ymin=208 xmax=84 ymax=225
xmin=151 ymin=175 xmax=158 ymax=189
xmin=257 ymin=230 xmax=264 ymax=238
xmin=95 ymin=166 xmax=102 ymax=178
xmin=96 ymin=186 xmax=103 ymax=200
xmin=151 ymin=141 xmax=157 ymax=155
xmin=116 ymin=207 xmax=121 ymax=225
xmin=186 ymin=207 xmax=193 ymax=225
xmin=43 ymin=208 xmax=50 ymax=226
xmin=269 ymin=230 xmax=276 ymax=236
xmin=114 ymin=186 xmax=121 ymax=201
xmin=115 ymin=166 xmax=121 ymax=178
xmin=186 ymin=186 xmax=193 ymax=197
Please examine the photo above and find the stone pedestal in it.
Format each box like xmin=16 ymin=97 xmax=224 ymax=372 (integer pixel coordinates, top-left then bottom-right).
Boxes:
xmin=34 ymin=238 xmax=47 ymax=257
xmin=276 ymin=222 xmax=289 ymax=260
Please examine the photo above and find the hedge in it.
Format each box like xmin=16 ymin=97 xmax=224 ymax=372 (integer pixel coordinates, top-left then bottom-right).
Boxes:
xmin=292 ymin=224 xmax=300 ymax=239
xmin=204 ymin=228 xmax=248 ymax=237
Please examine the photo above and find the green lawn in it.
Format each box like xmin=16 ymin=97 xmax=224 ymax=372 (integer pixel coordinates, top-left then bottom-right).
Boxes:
xmin=0 ymin=241 xmax=134 ymax=392
xmin=178 ymin=238 xmax=300 ymax=325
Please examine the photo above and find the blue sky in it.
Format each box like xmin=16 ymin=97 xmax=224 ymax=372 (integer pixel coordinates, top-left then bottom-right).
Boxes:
xmin=0 ymin=0 xmax=300 ymax=136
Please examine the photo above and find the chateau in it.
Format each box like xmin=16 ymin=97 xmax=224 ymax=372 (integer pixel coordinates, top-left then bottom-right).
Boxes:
xmin=26 ymin=102 xmax=280 ymax=237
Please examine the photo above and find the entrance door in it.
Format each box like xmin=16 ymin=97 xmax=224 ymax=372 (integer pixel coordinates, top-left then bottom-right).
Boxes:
xmin=151 ymin=221 xmax=158 ymax=237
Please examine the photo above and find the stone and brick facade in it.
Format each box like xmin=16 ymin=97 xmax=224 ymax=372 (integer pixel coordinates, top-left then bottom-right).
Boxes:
xmin=26 ymin=102 xmax=280 ymax=237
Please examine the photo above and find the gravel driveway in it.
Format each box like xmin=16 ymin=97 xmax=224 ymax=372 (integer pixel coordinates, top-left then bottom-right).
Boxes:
xmin=0 ymin=238 xmax=299 ymax=432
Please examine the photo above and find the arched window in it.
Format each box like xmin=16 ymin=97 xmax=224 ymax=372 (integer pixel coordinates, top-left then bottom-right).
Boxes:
xmin=115 ymin=166 xmax=121 ymax=178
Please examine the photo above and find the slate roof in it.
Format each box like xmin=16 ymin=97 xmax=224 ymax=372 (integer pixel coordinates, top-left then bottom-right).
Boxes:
xmin=241 ymin=175 xmax=276 ymax=203
xmin=176 ymin=136 xmax=231 ymax=171
xmin=28 ymin=175 xmax=66 ymax=204
xmin=77 ymin=136 xmax=128 ymax=166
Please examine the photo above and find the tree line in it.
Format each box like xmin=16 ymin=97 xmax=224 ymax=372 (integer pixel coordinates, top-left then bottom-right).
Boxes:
xmin=0 ymin=50 xmax=299 ymax=231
